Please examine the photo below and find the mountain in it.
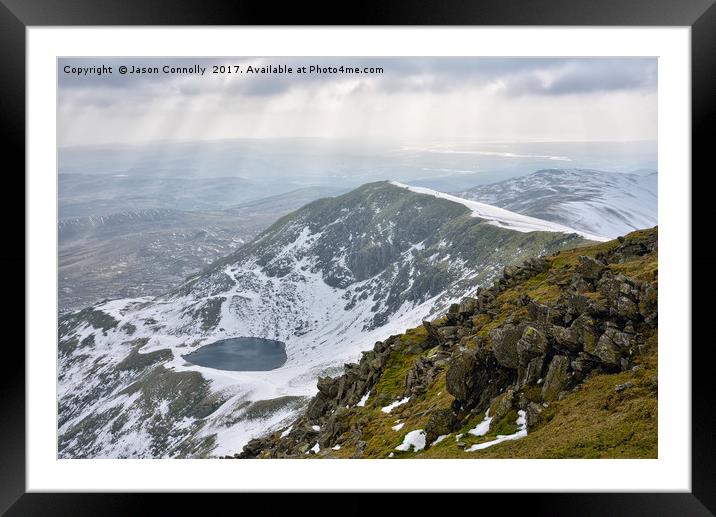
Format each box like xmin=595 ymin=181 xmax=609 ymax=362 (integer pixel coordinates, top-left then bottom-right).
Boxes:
xmin=453 ymin=169 xmax=657 ymax=239
xmin=237 ymin=227 xmax=658 ymax=459
xmin=59 ymin=187 xmax=342 ymax=313
xmin=58 ymin=181 xmax=592 ymax=458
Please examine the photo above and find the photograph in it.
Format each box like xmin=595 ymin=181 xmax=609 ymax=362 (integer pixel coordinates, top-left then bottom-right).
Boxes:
xmin=56 ymin=56 xmax=659 ymax=460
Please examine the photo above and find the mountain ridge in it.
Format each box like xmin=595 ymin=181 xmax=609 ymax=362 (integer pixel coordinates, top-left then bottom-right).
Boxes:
xmin=453 ymin=168 xmax=657 ymax=239
xmin=57 ymin=181 xmax=591 ymax=458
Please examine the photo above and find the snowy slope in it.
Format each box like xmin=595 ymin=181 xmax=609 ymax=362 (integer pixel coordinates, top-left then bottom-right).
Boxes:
xmin=390 ymin=181 xmax=608 ymax=242
xmin=452 ymin=169 xmax=657 ymax=239
xmin=58 ymin=181 xmax=587 ymax=458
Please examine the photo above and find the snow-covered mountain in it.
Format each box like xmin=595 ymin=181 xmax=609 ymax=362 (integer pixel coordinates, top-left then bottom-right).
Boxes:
xmin=453 ymin=169 xmax=657 ymax=239
xmin=58 ymin=181 xmax=591 ymax=458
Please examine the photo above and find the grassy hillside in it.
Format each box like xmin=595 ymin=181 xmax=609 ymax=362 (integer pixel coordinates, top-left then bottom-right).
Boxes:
xmin=237 ymin=227 xmax=658 ymax=459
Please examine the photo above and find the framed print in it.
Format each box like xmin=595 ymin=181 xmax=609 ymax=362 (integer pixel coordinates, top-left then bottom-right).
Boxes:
xmin=3 ymin=0 xmax=714 ymax=513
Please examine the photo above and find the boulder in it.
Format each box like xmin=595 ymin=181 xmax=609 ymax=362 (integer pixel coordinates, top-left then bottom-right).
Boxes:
xmin=570 ymin=352 xmax=600 ymax=380
xmin=490 ymin=323 xmax=525 ymax=369
xmin=458 ymin=297 xmax=478 ymax=316
xmin=639 ymin=283 xmax=658 ymax=325
xmin=240 ymin=437 xmax=271 ymax=458
xmin=422 ymin=320 xmax=443 ymax=346
xmin=571 ymin=314 xmax=598 ymax=353
xmin=593 ymin=325 xmax=635 ymax=369
xmin=503 ymin=264 xmax=521 ymax=279
xmin=306 ymin=392 xmax=331 ymax=421
xmin=527 ymin=300 xmax=564 ymax=325
xmin=565 ymin=292 xmax=607 ymax=317
xmin=352 ymin=440 xmax=367 ymax=459
xmin=445 ymin=349 xmax=497 ymax=407
xmin=516 ymin=326 xmax=549 ymax=365
xmin=477 ymin=290 xmax=496 ymax=311
xmin=319 ymin=408 xmax=349 ymax=447
xmin=525 ymin=402 xmax=545 ymax=428
xmin=550 ymin=325 xmax=579 ymax=352
xmin=518 ymin=356 xmax=545 ymax=387
xmin=446 ymin=349 xmax=480 ymax=403
xmin=541 ymin=355 xmax=570 ymax=401
xmin=570 ymin=274 xmax=592 ymax=294
xmin=616 ymin=295 xmax=640 ymax=320
xmin=438 ymin=326 xmax=459 ymax=339
xmin=317 ymin=376 xmax=339 ymax=398
xmin=577 ymin=255 xmax=605 ymax=282
xmin=425 ymin=408 xmax=458 ymax=446
xmin=489 ymin=389 xmax=515 ymax=424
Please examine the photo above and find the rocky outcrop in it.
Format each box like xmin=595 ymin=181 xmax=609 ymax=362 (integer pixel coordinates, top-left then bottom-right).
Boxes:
xmin=232 ymin=228 xmax=658 ymax=459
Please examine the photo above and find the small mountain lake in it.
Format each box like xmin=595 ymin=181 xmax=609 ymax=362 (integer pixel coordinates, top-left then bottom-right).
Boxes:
xmin=182 ymin=337 xmax=287 ymax=371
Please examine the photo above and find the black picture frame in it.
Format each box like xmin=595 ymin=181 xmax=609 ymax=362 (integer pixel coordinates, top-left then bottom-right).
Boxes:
xmin=3 ymin=0 xmax=713 ymax=514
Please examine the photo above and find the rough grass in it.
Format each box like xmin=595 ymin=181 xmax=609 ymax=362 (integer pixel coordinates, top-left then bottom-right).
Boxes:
xmin=371 ymin=328 xmax=427 ymax=400
xmin=609 ymin=251 xmax=658 ymax=282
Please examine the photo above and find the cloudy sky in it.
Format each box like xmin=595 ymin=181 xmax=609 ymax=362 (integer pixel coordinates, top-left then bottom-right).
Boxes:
xmin=58 ymin=57 xmax=657 ymax=148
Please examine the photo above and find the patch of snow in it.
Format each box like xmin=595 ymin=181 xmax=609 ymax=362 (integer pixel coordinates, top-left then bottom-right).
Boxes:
xmin=467 ymin=410 xmax=493 ymax=437
xmin=280 ymin=426 xmax=293 ymax=438
xmin=356 ymin=392 xmax=370 ymax=407
xmin=431 ymin=435 xmax=448 ymax=446
xmin=392 ymin=422 xmax=405 ymax=432
xmin=395 ymin=429 xmax=427 ymax=452
xmin=465 ymin=410 xmax=528 ymax=452
xmin=381 ymin=397 xmax=410 ymax=414
xmin=332 ymin=444 xmax=341 ymax=450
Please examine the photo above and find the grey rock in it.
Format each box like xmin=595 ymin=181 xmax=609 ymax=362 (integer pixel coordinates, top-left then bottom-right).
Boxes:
xmin=458 ymin=297 xmax=477 ymax=315
xmin=517 ymin=326 xmax=549 ymax=365
xmin=488 ymin=389 xmax=515 ymax=429
xmin=615 ymin=381 xmax=633 ymax=393
xmin=526 ymin=402 xmax=544 ymax=427
xmin=352 ymin=440 xmax=367 ymax=458
xmin=425 ymin=408 xmax=458 ymax=446
xmin=445 ymin=348 xmax=504 ymax=408
xmin=518 ymin=356 xmax=545 ymax=387
xmin=438 ymin=326 xmax=459 ymax=339
xmin=422 ymin=320 xmax=444 ymax=346
xmin=594 ymin=326 xmax=635 ymax=369
xmin=306 ymin=392 xmax=331 ymax=421
xmin=527 ymin=300 xmax=563 ymax=325
xmin=404 ymin=357 xmax=440 ymax=398
xmin=571 ymin=314 xmax=598 ymax=354
xmin=541 ymin=355 xmax=570 ymax=401
xmin=490 ymin=323 xmax=525 ymax=369
xmin=577 ymin=255 xmax=605 ymax=281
